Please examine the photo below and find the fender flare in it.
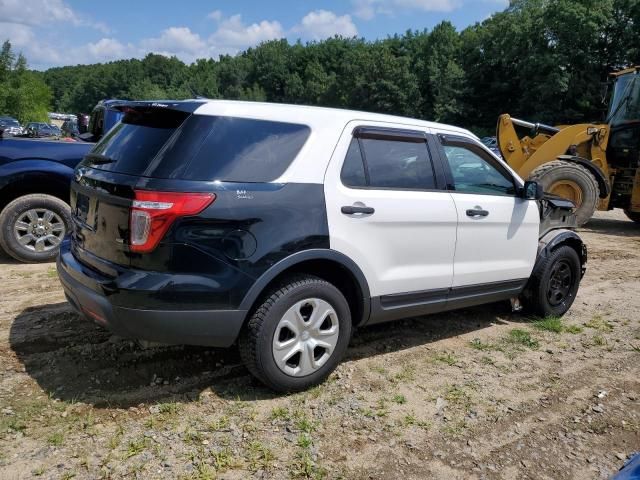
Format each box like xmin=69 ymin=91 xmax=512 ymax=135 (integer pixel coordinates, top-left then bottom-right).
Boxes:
xmin=238 ymin=249 xmax=371 ymax=325
xmin=557 ymin=155 xmax=610 ymax=199
xmin=537 ymin=228 xmax=587 ymax=277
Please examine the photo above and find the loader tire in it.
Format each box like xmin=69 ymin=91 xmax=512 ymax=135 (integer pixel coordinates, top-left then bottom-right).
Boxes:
xmin=624 ymin=210 xmax=640 ymax=224
xmin=529 ymin=160 xmax=599 ymax=226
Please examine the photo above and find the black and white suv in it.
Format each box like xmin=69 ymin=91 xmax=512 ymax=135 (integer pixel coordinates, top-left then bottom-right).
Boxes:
xmin=57 ymin=100 xmax=586 ymax=392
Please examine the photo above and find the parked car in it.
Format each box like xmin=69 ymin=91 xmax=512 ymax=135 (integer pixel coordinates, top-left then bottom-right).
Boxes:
xmin=49 ymin=124 xmax=62 ymax=136
xmin=61 ymin=120 xmax=79 ymax=137
xmin=0 ymin=100 xmax=128 ymax=262
xmin=0 ymin=117 xmax=23 ymax=136
xmin=481 ymin=136 xmax=503 ymax=157
xmin=25 ymin=122 xmax=58 ymax=138
xmin=57 ymin=100 xmax=586 ymax=392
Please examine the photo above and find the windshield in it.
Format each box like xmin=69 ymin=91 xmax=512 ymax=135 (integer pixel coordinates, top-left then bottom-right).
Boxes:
xmin=607 ymin=72 xmax=640 ymax=126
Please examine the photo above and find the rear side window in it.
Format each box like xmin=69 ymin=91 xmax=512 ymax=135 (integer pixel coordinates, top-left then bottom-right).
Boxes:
xmin=86 ymin=111 xmax=310 ymax=182
xmin=340 ymin=135 xmax=436 ymax=190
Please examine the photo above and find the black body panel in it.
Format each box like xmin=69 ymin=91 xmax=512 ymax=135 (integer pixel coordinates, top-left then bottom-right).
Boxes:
xmin=66 ymin=168 xmax=329 ymax=312
xmin=368 ymin=279 xmax=528 ymax=325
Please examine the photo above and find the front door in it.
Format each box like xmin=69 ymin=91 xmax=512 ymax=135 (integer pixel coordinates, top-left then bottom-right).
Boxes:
xmin=436 ymin=135 xmax=539 ymax=288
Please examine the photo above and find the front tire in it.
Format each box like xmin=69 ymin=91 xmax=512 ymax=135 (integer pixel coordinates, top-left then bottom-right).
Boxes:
xmin=0 ymin=194 xmax=70 ymax=263
xmin=529 ymin=160 xmax=600 ymax=226
xmin=522 ymin=245 xmax=581 ymax=317
xmin=239 ymin=275 xmax=352 ymax=392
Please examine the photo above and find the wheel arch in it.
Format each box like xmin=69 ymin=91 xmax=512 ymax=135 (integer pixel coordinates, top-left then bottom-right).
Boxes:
xmin=239 ymin=249 xmax=371 ymax=327
xmin=537 ymin=229 xmax=587 ymax=277
xmin=0 ymin=162 xmax=73 ymax=212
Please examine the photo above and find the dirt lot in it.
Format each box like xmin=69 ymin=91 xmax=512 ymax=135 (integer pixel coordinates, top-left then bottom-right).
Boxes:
xmin=0 ymin=210 xmax=638 ymax=480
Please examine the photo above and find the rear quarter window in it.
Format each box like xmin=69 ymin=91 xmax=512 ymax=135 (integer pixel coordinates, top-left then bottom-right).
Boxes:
xmin=163 ymin=116 xmax=311 ymax=182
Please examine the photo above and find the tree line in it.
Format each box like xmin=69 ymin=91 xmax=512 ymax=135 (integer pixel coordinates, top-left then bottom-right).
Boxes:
xmin=4 ymin=0 xmax=640 ymax=135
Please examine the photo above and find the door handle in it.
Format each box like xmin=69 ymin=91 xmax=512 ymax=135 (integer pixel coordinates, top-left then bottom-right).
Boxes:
xmin=466 ymin=208 xmax=489 ymax=217
xmin=341 ymin=205 xmax=375 ymax=215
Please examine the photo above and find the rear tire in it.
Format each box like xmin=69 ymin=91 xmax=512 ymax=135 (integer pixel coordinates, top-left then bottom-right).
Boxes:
xmin=624 ymin=210 xmax=640 ymax=224
xmin=522 ymin=245 xmax=581 ymax=317
xmin=239 ymin=275 xmax=352 ymax=392
xmin=529 ymin=160 xmax=599 ymax=226
xmin=0 ymin=194 xmax=70 ymax=263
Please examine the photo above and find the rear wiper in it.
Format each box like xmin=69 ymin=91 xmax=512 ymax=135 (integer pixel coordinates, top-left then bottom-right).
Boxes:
xmin=85 ymin=153 xmax=115 ymax=164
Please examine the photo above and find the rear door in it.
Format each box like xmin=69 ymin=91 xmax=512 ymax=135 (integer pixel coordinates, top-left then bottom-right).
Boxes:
xmin=436 ymin=134 xmax=539 ymax=288
xmin=324 ymin=122 xmax=458 ymax=302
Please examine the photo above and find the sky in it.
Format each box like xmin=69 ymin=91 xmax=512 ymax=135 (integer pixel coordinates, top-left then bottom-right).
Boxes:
xmin=0 ymin=0 xmax=509 ymax=70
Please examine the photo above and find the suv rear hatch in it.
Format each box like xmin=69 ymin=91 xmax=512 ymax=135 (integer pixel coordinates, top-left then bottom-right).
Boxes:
xmin=70 ymin=102 xmax=310 ymax=270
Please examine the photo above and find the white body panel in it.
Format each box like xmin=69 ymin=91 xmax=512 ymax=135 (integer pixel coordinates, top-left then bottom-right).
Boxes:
xmin=449 ymin=193 xmax=539 ymax=286
xmin=323 ymin=121 xmax=458 ymax=297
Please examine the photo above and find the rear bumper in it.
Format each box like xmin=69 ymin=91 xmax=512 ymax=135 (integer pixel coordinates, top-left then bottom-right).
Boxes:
xmin=57 ymin=242 xmax=246 ymax=347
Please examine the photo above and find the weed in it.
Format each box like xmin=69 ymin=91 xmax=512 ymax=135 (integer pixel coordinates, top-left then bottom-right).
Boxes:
xmin=585 ymin=315 xmax=613 ymax=332
xmin=124 ymin=437 xmax=148 ymax=459
xmin=269 ymin=406 xmax=290 ymax=422
xmin=60 ymin=473 xmax=76 ymax=480
xmin=434 ymin=352 xmax=457 ymax=366
xmin=294 ymin=411 xmax=318 ymax=433
xmin=47 ymin=267 xmax=58 ymax=278
xmin=532 ymin=316 xmax=563 ymax=333
xmin=159 ymin=402 xmax=180 ymax=415
xmin=593 ymin=335 xmax=607 ymax=346
xmin=443 ymin=419 xmax=468 ymax=436
xmin=469 ymin=338 xmax=496 ymax=351
xmin=506 ymin=329 xmax=539 ymax=349
xmin=402 ymin=414 xmax=431 ymax=429
xmin=211 ymin=447 xmax=236 ymax=471
xmin=33 ymin=467 xmax=46 ymax=476
xmin=445 ymin=385 xmax=472 ymax=409
xmin=247 ymin=441 xmax=275 ymax=472
xmin=392 ymin=394 xmax=407 ymax=405
xmin=208 ymin=415 xmax=230 ymax=431
xmin=393 ymin=364 xmax=417 ymax=382
xmin=480 ymin=356 xmax=496 ymax=366
xmin=564 ymin=325 xmax=583 ymax=334
xmin=47 ymin=431 xmax=64 ymax=446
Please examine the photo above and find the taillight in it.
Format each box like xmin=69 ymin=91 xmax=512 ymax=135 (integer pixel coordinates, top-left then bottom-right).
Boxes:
xmin=130 ymin=190 xmax=215 ymax=253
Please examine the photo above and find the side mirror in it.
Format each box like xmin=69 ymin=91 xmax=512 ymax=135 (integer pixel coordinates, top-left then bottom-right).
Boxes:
xmin=523 ymin=180 xmax=544 ymax=200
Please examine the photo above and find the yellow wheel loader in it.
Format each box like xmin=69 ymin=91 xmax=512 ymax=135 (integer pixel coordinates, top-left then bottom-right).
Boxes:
xmin=497 ymin=66 xmax=640 ymax=225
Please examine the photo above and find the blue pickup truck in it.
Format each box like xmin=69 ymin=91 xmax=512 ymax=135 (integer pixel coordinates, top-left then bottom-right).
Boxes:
xmin=0 ymin=100 xmax=125 ymax=262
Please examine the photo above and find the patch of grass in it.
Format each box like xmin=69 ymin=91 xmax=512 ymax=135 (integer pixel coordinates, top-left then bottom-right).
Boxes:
xmin=592 ymin=335 xmax=607 ymax=346
xmin=532 ymin=316 xmax=563 ymax=333
xmin=211 ymin=447 xmax=236 ymax=471
xmin=47 ymin=267 xmax=58 ymax=278
xmin=469 ymin=338 xmax=497 ymax=351
xmin=294 ymin=411 xmax=318 ymax=433
xmin=392 ymin=364 xmax=416 ymax=383
xmin=246 ymin=441 xmax=275 ymax=472
xmin=433 ymin=352 xmax=457 ymax=366
xmin=60 ymin=473 xmax=76 ymax=480
xmin=585 ymin=315 xmax=613 ymax=332
xmin=480 ymin=356 xmax=496 ymax=366
xmin=208 ymin=415 xmax=230 ymax=431
xmin=269 ymin=406 xmax=290 ymax=422
xmin=290 ymin=434 xmax=326 ymax=479
xmin=445 ymin=385 xmax=472 ymax=409
xmin=47 ymin=431 xmax=65 ymax=446
xmin=506 ymin=329 xmax=539 ymax=349
xmin=442 ymin=419 xmax=468 ymax=436
xmin=158 ymin=402 xmax=180 ymax=415
xmin=371 ymin=365 xmax=388 ymax=375
xmin=392 ymin=394 xmax=407 ymax=405
xmin=564 ymin=325 xmax=583 ymax=334
xmin=124 ymin=437 xmax=148 ymax=459
xmin=190 ymin=462 xmax=216 ymax=480
xmin=402 ymin=414 xmax=431 ymax=430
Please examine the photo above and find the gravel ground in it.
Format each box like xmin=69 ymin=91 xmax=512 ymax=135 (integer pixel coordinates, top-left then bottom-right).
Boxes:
xmin=0 ymin=209 xmax=638 ymax=479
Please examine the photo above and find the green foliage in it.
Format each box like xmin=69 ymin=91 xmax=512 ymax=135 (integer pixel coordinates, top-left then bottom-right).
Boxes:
xmin=0 ymin=40 xmax=51 ymax=122
xmin=6 ymin=0 xmax=640 ymax=130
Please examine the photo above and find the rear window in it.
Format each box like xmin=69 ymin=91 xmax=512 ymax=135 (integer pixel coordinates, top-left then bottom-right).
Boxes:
xmin=85 ymin=109 xmax=310 ymax=182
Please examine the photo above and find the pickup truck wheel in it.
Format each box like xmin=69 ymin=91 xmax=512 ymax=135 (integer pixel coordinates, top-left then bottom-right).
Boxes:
xmin=0 ymin=194 xmax=70 ymax=263
xmin=239 ymin=275 xmax=352 ymax=392
xmin=522 ymin=245 xmax=581 ymax=317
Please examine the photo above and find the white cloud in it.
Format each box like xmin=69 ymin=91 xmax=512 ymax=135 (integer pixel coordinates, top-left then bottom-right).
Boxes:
xmin=141 ymin=27 xmax=207 ymax=59
xmin=293 ymin=10 xmax=358 ymax=41
xmin=0 ymin=0 xmax=109 ymax=32
xmin=209 ymin=14 xmax=284 ymax=53
xmin=207 ymin=10 xmax=223 ymax=22
xmin=353 ymin=0 xmax=460 ymax=20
